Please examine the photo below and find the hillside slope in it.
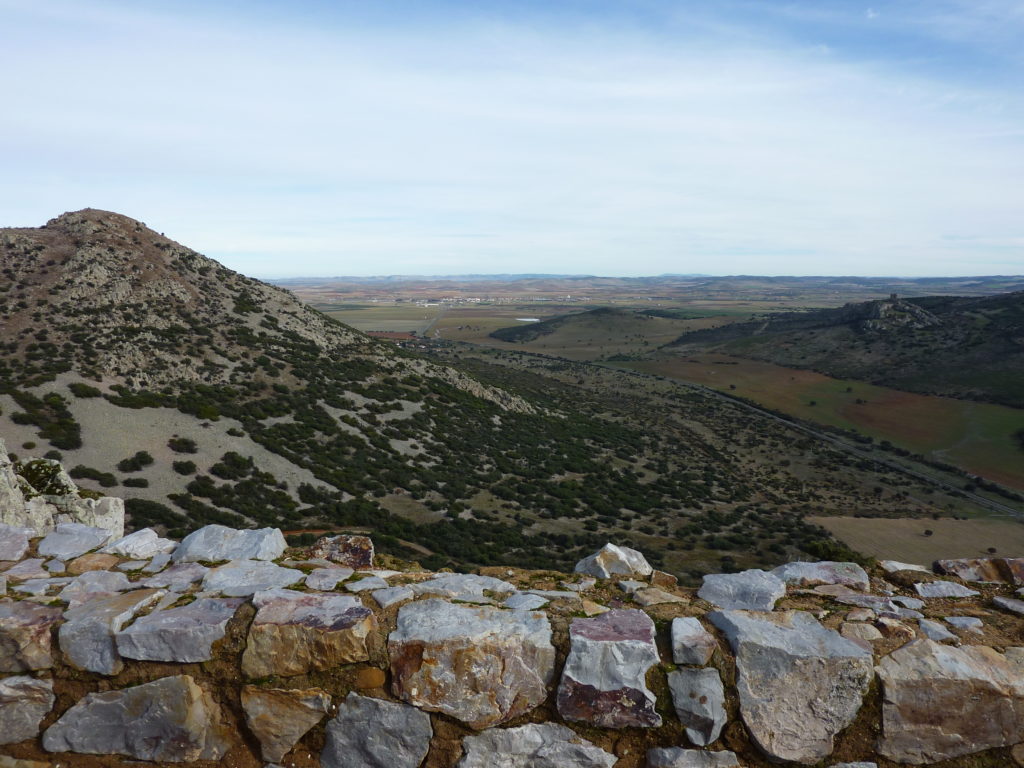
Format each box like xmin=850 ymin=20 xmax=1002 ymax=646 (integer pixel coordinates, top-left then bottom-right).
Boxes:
xmin=0 ymin=211 xmax=987 ymax=578
xmin=668 ymin=293 xmax=1024 ymax=407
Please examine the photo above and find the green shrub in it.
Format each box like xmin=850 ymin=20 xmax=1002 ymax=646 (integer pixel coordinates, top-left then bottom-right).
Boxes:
xmin=69 ymin=465 xmax=118 ymax=487
xmin=173 ymin=460 xmax=197 ymax=475
xmin=117 ymin=451 xmax=154 ymax=473
xmin=168 ymin=437 xmax=198 ymax=454
xmin=69 ymin=382 xmax=102 ymax=398
xmin=122 ymin=477 xmax=149 ymax=488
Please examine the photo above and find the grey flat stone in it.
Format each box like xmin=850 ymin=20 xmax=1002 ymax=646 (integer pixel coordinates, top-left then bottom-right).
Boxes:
xmin=918 ymin=618 xmax=958 ymax=643
xmin=771 ymin=561 xmax=870 ymax=591
xmin=646 ymin=748 xmax=741 ymax=767
xmin=503 ymin=592 xmax=549 ymax=610
xmin=58 ymin=569 xmax=134 ymax=605
xmin=142 ymin=562 xmax=209 ymax=591
xmin=617 ymin=579 xmax=646 ymax=593
xmin=458 ymin=722 xmax=615 ymax=768
xmin=672 ymin=616 xmax=718 ymax=665
xmin=3 ymin=559 xmax=49 ymax=581
xmin=305 ymin=566 xmax=353 ymax=591
xmin=242 ymin=686 xmax=330 ymax=763
xmin=345 ymin=575 xmax=388 ymax=592
xmin=410 ymin=573 xmax=517 ymax=603
xmin=0 ymin=675 xmax=54 ymax=745
xmin=42 ymin=674 xmax=230 ymax=762
xmin=37 ymin=522 xmax=112 ymax=560
xmin=994 ymin=596 xmax=1024 ymax=615
xmin=526 ymin=589 xmax=582 ymax=602
xmin=892 ymin=596 xmax=926 ymax=610
xmin=880 ymin=560 xmax=930 ymax=574
xmin=710 ymin=610 xmax=873 ymax=764
xmin=101 ymin=528 xmax=176 ymax=559
xmin=59 ymin=588 xmax=165 ymax=675
xmin=43 ymin=559 xmax=65 ymax=573
xmin=373 ymin=585 xmax=415 ymax=609
xmin=633 ymin=587 xmax=685 ymax=606
xmin=561 ymin=577 xmax=597 ymax=592
xmin=945 ymin=616 xmax=984 ymax=633
xmin=699 ymin=569 xmax=786 ymax=611
xmin=575 ymin=543 xmax=652 ymax=579
xmin=558 ymin=608 xmax=662 ymax=728
xmin=116 ymin=597 xmax=245 ymax=662
xmin=172 ymin=524 xmax=286 ymax=563
xmin=668 ymin=667 xmax=727 ymax=746
xmin=0 ymin=525 xmax=33 ymax=561
xmin=915 ymin=581 xmax=979 ymax=599
xmin=142 ymin=552 xmax=172 ymax=573
xmin=117 ymin=560 xmax=148 ymax=571
xmin=12 ymin=577 xmax=72 ymax=597
xmin=322 ymin=692 xmax=432 ymax=768
xmin=202 ymin=560 xmax=303 ymax=596
xmin=389 ymin=599 xmax=555 ymax=729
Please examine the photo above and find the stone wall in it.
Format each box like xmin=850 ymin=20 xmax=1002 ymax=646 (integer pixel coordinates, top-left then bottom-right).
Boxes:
xmin=3 ymin=523 xmax=1024 ymax=768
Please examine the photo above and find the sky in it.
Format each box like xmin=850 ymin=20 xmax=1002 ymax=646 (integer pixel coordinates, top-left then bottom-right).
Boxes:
xmin=1 ymin=1 xmax=1022 ymax=277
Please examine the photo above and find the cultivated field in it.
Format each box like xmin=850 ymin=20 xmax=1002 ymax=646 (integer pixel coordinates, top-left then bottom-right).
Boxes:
xmin=809 ymin=515 xmax=1024 ymax=562
xmin=630 ymin=354 xmax=1024 ymax=490
xmin=320 ymin=303 xmax=444 ymax=334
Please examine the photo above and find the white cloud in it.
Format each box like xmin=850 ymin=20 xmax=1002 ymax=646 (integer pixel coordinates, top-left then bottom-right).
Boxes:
xmin=0 ymin=0 xmax=1021 ymax=276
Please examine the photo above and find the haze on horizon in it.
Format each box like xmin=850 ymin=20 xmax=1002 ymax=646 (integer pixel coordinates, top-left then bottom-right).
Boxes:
xmin=2 ymin=0 xmax=1022 ymax=278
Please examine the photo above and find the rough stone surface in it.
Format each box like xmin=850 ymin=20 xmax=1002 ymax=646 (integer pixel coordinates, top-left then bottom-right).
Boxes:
xmin=305 ymin=566 xmax=353 ymax=590
xmin=458 ymin=722 xmax=616 ymax=768
xmin=945 ymin=615 xmax=984 ymax=633
xmin=841 ymin=622 xmax=883 ymax=650
xmin=309 ymin=534 xmax=375 ymax=569
xmin=172 ymin=524 xmax=286 ymax=563
xmin=41 ymin=674 xmax=229 ymax=762
xmin=672 ymin=617 xmax=718 ymax=665
xmin=668 ymin=667 xmax=727 ymax=746
xmin=201 ymin=559 xmax=303 ymax=596
xmin=59 ymin=588 xmax=164 ymax=674
xmin=646 ymin=748 xmax=741 ymax=767
xmin=994 ymin=595 xmax=1024 ymax=616
xmin=242 ymin=588 xmax=375 ymax=677
xmin=918 ymin=619 xmax=958 ymax=643
xmin=0 ymin=675 xmax=54 ymax=745
xmin=37 ymin=522 xmax=112 ymax=560
xmin=503 ymin=591 xmax=549 ymax=610
xmin=410 ymin=572 xmax=517 ymax=603
xmin=142 ymin=561 xmax=208 ymax=590
xmin=58 ymin=569 xmax=133 ymax=604
xmin=877 ymin=638 xmax=1024 ymax=763
xmin=771 ymin=561 xmax=870 ymax=590
xmin=0 ymin=600 xmax=62 ymax=672
xmin=101 ymin=527 xmax=176 ymax=559
xmin=558 ymin=608 xmax=662 ymax=728
xmin=934 ymin=558 xmax=1006 ymax=583
xmin=345 ymin=575 xmax=388 ymax=592
xmin=1 ymin=559 xmax=48 ymax=581
xmin=699 ymin=569 xmax=786 ymax=611
xmin=373 ymin=585 xmax=415 ymax=608
xmin=66 ymin=552 xmax=119 ymax=574
xmin=633 ymin=587 xmax=685 ymax=606
xmin=0 ymin=525 xmax=32 ymax=562
xmin=914 ymin=581 xmax=979 ymax=599
xmin=241 ymin=685 xmax=330 ymax=763
xmin=880 ymin=560 xmax=930 ymax=574
xmin=143 ymin=551 xmax=172 ymax=572
xmin=710 ymin=609 xmax=873 ymax=764
xmin=322 ymin=692 xmax=432 ymax=768
xmin=575 ymin=543 xmax=653 ymax=579
xmin=116 ymin=597 xmax=244 ymax=662
xmin=390 ymin=598 xmax=555 ymax=729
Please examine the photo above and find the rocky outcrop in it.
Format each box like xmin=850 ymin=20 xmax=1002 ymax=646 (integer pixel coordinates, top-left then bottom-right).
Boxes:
xmin=668 ymin=667 xmax=727 ymax=746
xmin=0 ymin=677 xmax=53 ymax=746
xmin=389 ymin=599 xmax=555 ymax=729
xmin=574 ymin=543 xmax=653 ymax=579
xmin=699 ymin=569 xmax=786 ymax=610
xmin=116 ymin=597 xmax=244 ymax=662
xmin=242 ymin=685 xmax=331 ymax=763
xmin=309 ymin=534 xmax=375 ymax=568
xmin=0 ymin=601 xmax=62 ymax=672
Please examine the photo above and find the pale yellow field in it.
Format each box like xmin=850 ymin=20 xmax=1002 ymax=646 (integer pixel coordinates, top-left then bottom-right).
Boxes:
xmin=809 ymin=515 xmax=1024 ymax=562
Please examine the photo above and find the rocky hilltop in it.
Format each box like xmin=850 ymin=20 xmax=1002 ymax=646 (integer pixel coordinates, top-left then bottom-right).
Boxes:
xmin=3 ymin=452 xmax=1024 ymax=767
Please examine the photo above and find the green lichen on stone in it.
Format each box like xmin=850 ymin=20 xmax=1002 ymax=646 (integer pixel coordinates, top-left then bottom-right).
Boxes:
xmin=14 ymin=458 xmax=70 ymax=498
